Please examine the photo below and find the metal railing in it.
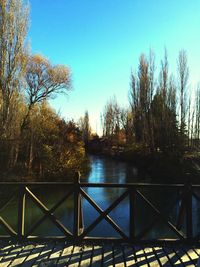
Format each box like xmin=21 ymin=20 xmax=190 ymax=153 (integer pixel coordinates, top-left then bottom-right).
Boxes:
xmin=0 ymin=173 xmax=199 ymax=244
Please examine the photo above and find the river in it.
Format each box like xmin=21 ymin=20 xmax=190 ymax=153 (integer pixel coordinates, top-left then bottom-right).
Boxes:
xmin=0 ymin=155 xmax=200 ymax=239
xmin=84 ymin=155 xmax=139 ymax=183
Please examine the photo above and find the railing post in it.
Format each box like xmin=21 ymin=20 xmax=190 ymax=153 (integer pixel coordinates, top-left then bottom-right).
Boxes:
xmin=185 ymin=177 xmax=193 ymax=239
xmin=129 ymin=185 xmax=135 ymax=240
xmin=18 ymin=185 xmax=26 ymax=239
xmin=73 ymin=172 xmax=84 ymax=239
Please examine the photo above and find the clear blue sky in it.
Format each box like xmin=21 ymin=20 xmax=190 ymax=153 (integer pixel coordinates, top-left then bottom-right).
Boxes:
xmin=29 ymin=0 xmax=200 ymax=134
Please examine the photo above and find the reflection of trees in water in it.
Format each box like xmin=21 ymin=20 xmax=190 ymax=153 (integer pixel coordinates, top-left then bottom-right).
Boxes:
xmin=86 ymin=155 xmax=139 ymax=183
xmin=125 ymin=165 xmax=139 ymax=182
xmin=191 ymin=189 xmax=200 ymax=236
xmin=0 ymin=186 xmax=74 ymax=236
xmin=134 ymin=187 xmax=180 ymax=238
xmin=82 ymin=185 xmax=184 ymax=239
xmin=101 ymin=157 xmax=127 ymax=183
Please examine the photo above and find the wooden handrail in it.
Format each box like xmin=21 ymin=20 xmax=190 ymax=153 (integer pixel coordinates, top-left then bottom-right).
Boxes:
xmin=1 ymin=181 xmax=200 ymax=187
xmin=0 ymin=177 xmax=198 ymax=243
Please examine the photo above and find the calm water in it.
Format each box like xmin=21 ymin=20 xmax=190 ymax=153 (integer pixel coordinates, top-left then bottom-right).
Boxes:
xmin=84 ymin=155 xmax=139 ymax=183
xmin=1 ymin=155 xmax=200 ymax=239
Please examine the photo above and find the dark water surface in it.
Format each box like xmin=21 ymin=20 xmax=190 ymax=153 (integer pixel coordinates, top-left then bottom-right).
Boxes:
xmin=1 ymin=155 xmax=200 ymax=239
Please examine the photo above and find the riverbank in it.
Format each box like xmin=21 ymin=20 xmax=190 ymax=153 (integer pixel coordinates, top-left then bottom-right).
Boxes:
xmin=87 ymin=143 xmax=200 ymax=183
xmin=0 ymin=154 xmax=91 ymax=182
xmin=127 ymin=151 xmax=200 ymax=183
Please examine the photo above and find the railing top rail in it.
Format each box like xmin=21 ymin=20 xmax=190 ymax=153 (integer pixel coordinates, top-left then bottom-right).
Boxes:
xmin=0 ymin=182 xmax=74 ymax=185
xmin=80 ymin=182 xmax=195 ymax=188
xmin=0 ymin=181 xmax=199 ymax=188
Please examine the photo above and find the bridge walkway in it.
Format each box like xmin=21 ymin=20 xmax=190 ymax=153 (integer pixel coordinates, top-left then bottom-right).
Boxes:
xmin=0 ymin=241 xmax=199 ymax=266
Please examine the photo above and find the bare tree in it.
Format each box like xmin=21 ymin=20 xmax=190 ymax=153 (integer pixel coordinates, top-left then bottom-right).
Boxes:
xmin=129 ymin=52 xmax=153 ymax=148
xmin=0 ymin=0 xmax=28 ymax=137
xmin=119 ymin=107 xmax=133 ymax=144
xmin=79 ymin=110 xmax=91 ymax=144
xmin=22 ymin=54 xmax=71 ymax=130
xmin=194 ymin=86 xmax=200 ymax=146
xmin=160 ymin=49 xmax=169 ymax=101
xmin=177 ymin=50 xmax=189 ymax=136
xmin=101 ymin=96 xmax=121 ymax=142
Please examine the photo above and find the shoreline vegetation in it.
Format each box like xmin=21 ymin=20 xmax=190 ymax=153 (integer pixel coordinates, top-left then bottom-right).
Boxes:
xmin=87 ymin=138 xmax=200 ymax=184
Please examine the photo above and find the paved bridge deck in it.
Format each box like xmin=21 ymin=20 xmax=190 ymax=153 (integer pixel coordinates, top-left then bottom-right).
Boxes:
xmin=0 ymin=241 xmax=199 ymax=266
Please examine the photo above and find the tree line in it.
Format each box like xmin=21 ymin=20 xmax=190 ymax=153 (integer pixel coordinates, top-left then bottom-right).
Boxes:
xmin=0 ymin=0 xmax=89 ymax=180
xmin=101 ymin=49 xmax=200 ymax=156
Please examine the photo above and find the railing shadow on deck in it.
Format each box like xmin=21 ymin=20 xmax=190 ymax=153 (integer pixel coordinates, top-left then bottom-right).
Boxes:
xmin=0 ymin=242 xmax=200 ymax=267
xmin=0 ymin=172 xmax=199 ymax=244
xmin=0 ymin=241 xmax=199 ymax=266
